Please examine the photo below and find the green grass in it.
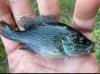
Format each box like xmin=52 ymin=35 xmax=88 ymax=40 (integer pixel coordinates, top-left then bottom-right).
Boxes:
xmin=0 ymin=39 xmax=8 ymax=73
xmin=0 ymin=0 xmax=100 ymax=73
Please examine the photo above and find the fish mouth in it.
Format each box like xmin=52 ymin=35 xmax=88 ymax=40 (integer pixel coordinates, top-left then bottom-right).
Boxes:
xmin=87 ymin=43 xmax=95 ymax=53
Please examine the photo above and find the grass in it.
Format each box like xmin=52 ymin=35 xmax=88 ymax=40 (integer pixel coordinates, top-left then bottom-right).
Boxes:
xmin=0 ymin=0 xmax=100 ymax=73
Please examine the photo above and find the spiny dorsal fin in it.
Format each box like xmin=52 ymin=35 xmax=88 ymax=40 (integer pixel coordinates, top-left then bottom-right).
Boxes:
xmin=17 ymin=15 xmax=60 ymax=31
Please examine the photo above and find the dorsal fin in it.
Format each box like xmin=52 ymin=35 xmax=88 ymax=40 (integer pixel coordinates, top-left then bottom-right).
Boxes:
xmin=17 ymin=15 xmax=60 ymax=31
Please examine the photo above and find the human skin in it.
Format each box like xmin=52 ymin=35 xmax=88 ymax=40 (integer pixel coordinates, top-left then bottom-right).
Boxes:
xmin=0 ymin=0 xmax=100 ymax=73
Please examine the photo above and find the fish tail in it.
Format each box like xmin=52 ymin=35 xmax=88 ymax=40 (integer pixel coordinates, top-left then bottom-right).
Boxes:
xmin=0 ymin=21 xmax=18 ymax=40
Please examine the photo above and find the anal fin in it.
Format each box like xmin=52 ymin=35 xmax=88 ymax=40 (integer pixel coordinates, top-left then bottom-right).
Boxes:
xmin=19 ymin=45 xmax=35 ymax=54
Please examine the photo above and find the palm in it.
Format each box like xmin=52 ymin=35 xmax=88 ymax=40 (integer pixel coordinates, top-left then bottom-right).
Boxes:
xmin=8 ymin=45 xmax=100 ymax=73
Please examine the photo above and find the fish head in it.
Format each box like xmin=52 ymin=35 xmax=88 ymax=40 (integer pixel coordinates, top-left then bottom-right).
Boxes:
xmin=62 ymin=32 xmax=95 ymax=56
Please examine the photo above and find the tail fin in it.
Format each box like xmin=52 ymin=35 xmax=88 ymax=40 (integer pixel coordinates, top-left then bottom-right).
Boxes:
xmin=0 ymin=21 xmax=15 ymax=38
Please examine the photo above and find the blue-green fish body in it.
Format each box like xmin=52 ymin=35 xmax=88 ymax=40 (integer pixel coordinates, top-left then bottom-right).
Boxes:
xmin=0 ymin=16 xmax=94 ymax=58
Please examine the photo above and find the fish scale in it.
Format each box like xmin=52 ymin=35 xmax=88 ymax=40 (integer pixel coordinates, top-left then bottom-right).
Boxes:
xmin=0 ymin=16 xmax=95 ymax=58
xmin=27 ymin=25 xmax=66 ymax=56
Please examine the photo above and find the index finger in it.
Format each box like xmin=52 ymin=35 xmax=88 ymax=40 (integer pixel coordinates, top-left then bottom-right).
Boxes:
xmin=37 ymin=0 xmax=60 ymax=16
xmin=9 ymin=0 xmax=34 ymax=30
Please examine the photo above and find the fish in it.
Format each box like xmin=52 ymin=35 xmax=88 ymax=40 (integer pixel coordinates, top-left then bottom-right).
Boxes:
xmin=0 ymin=16 xmax=95 ymax=58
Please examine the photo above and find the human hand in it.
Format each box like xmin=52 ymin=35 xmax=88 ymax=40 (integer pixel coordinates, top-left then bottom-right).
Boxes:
xmin=0 ymin=0 xmax=100 ymax=73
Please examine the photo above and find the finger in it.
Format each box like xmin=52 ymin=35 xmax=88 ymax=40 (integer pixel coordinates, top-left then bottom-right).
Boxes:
xmin=74 ymin=0 xmax=100 ymax=20
xmin=9 ymin=0 xmax=34 ymax=30
xmin=37 ymin=0 xmax=60 ymax=17
xmin=0 ymin=0 xmax=20 ymax=54
xmin=72 ymin=0 xmax=100 ymax=40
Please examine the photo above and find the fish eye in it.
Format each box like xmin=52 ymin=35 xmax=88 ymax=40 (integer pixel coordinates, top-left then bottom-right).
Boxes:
xmin=80 ymin=38 xmax=87 ymax=45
